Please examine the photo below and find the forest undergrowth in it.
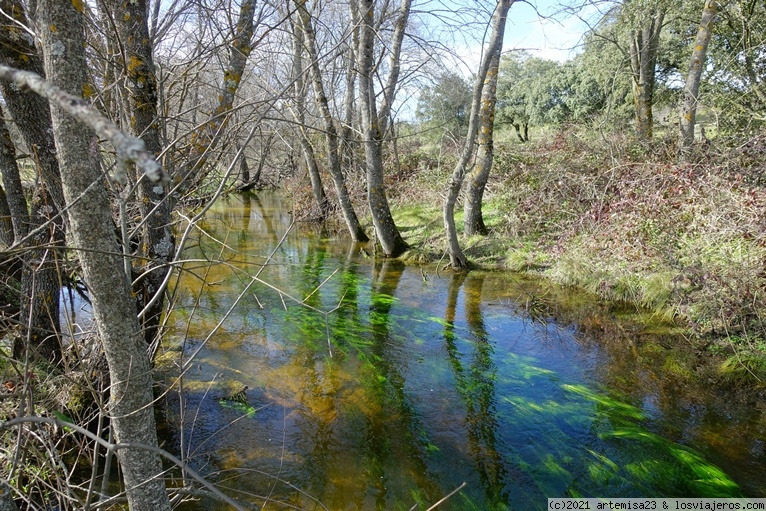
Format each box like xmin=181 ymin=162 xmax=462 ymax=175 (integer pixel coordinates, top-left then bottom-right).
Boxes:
xmin=379 ymin=128 xmax=766 ymax=385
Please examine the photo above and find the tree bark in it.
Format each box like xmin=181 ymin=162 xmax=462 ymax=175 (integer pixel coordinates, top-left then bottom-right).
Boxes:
xmin=629 ymin=10 xmax=665 ymax=140
xmin=114 ymin=0 xmax=175 ymax=344
xmin=679 ymin=0 xmax=718 ymax=156
xmin=15 ymin=187 xmax=62 ymax=363
xmin=0 ymin=105 xmax=28 ymax=243
xmin=444 ymin=0 xmax=513 ymax=269
xmin=464 ymin=48 xmax=501 ymax=237
xmin=356 ymin=0 xmax=409 ymax=256
xmin=0 ymin=0 xmax=65 ymax=212
xmin=35 ymin=1 xmax=171 ymax=508
xmin=288 ymin=11 xmax=330 ymax=218
xmin=295 ymin=0 xmax=368 ymax=241
xmin=0 ymin=0 xmax=63 ymax=363
xmin=0 ymin=184 xmax=12 ymax=248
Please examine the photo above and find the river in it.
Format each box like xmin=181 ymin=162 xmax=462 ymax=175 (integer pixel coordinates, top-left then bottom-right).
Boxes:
xmin=159 ymin=192 xmax=766 ymax=510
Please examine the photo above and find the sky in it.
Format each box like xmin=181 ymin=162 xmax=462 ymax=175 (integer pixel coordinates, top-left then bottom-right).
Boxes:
xmin=504 ymin=0 xmax=588 ymax=61
xmin=444 ymin=0 xmax=606 ymax=76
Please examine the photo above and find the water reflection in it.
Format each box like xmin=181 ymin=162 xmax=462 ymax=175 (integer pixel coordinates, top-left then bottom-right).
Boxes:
xmin=162 ymin=192 xmax=764 ymax=511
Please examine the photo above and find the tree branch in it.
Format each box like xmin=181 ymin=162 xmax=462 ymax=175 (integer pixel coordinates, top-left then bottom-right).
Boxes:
xmin=0 ymin=63 xmax=164 ymax=184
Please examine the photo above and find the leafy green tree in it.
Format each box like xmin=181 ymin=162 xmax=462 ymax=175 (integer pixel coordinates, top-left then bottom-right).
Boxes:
xmin=701 ymin=0 xmax=766 ymax=134
xmin=496 ymin=53 xmax=605 ymax=137
xmin=416 ymin=70 xmax=472 ymax=143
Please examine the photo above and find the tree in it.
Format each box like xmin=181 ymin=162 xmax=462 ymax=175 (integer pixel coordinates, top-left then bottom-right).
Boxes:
xmin=174 ymin=0 xmax=257 ymax=197
xmin=288 ymin=14 xmax=330 ymax=218
xmin=416 ymin=70 xmax=472 ymax=144
xmin=294 ymin=0 xmax=369 ymax=241
xmin=3 ymin=0 xmax=173 ymax=506
xmin=679 ymin=0 xmax=719 ymax=155
xmin=463 ymin=48 xmax=501 ymax=237
xmin=496 ymin=52 xmax=573 ymax=138
xmin=0 ymin=0 xmax=64 ymax=363
xmin=113 ymin=0 xmax=175 ymax=344
xmin=355 ymin=0 xmax=410 ymax=257
xmin=444 ymin=0 xmax=514 ymax=269
xmin=574 ymin=0 xmax=669 ymax=139
xmin=0 ymin=105 xmax=28 ymax=245
xmin=692 ymin=0 xmax=766 ymax=134
xmin=628 ymin=2 xmax=666 ymax=139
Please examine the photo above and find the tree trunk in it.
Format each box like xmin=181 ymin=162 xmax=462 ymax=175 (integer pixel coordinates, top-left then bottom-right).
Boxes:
xmin=294 ymin=0 xmax=368 ymax=240
xmin=36 ymin=1 xmax=171 ymax=509
xmin=15 ymin=187 xmax=62 ymax=363
xmin=629 ymin=10 xmax=665 ymax=140
xmin=288 ymin=15 xmax=329 ymax=215
xmin=0 ymin=0 xmax=65 ymax=212
xmin=0 ymin=0 xmax=64 ymax=363
xmin=175 ymin=0 xmax=256 ymax=195
xmin=464 ymin=48 xmax=501 ymax=237
xmin=0 ymin=105 xmax=28 ymax=243
xmin=444 ymin=0 xmax=513 ymax=269
xmin=0 ymin=184 xmax=12 ymax=247
xmin=114 ymin=0 xmax=175 ymax=345
xmin=679 ymin=0 xmax=718 ymax=156
xmin=356 ymin=0 xmax=409 ymax=256
xmin=339 ymin=7 xmax=359 ymax=176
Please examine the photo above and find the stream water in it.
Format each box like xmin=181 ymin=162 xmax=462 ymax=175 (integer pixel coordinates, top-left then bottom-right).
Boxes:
xmin=161 ymin=192 xmax=766 ymax=510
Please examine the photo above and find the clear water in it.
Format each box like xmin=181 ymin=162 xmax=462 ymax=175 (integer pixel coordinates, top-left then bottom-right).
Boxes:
xmin=160 ymin=193 xmax=766 ymax=510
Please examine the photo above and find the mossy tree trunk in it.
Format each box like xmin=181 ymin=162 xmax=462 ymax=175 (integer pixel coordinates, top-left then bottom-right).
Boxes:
xmin=36 ymin=0 xmax=172 ymax=508
xmin=629 ymin=9 xmax=665 ymax=141
xmin=114 ymin=0 xmax=175 ymax=345
xmin=444 ymin=0 xmax=513 ymax=269
xmin=464 ymin=48 xmax=502 ymax=237
xmin=679 ymin=0 xmax=718 ymax=157
xmin=355 ymin=0 xmax=409 ymax=256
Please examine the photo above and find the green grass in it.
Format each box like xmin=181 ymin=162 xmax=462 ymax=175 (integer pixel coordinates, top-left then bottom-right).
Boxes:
xmin=384 ymin=128 xmax=766 ymax=354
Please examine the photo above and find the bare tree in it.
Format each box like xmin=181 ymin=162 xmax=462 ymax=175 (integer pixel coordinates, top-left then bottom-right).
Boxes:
xmin=0 ymin=0 xmax=64 ymax=362
xmin=444 ymin=0 xmax=513 ymax=269
xmin=175 ymin=0 xmax=257 ymax=197
xmin=112 ymin=0 xmax=175 ymax=344
xmin=294 ymin=0 xmax=369 ymax=241
xmin=288 ymin=13 xmax=330 ymax=216
xmin=355 ymin=0 xmax=410 ymax=257
xmin=33 ymin=0 xmax=172 ymax=506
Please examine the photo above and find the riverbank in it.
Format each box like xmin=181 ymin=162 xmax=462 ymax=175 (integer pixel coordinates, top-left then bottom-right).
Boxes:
xmin=381 ymin=129 xmax=766 ymax=385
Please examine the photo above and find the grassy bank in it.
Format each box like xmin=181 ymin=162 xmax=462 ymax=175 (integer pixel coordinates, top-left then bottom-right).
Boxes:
xmin=384 ymin=129 xmax=766 ymax=384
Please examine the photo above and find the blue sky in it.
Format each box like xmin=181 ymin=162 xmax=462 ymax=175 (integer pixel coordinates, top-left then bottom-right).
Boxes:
xmin=437 ymin=0 xmax=605 ymax=79
xmin=504 ymin=0 xmax=590 ymax=61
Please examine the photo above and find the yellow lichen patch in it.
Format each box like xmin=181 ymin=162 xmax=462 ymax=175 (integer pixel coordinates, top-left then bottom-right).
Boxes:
xmin=49 ymin=24 xmax=57 ymax=33
xmin=127 ymin=55 xmax=142 ymax=72
xmin=71 ymin=0 xmax=85 ymax=13
xmin=82 ymin=82 xmax=96 ymax=99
